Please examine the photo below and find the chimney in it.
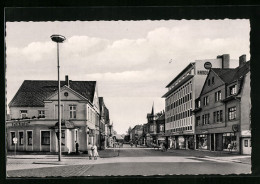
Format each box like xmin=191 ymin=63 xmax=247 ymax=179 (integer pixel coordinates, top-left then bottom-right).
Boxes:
xmin=65 ymin=75 xmax=69 ymax=87
xmin=217 ymin=54 xmax=230 ymax=69
xmin=239 ymin=54 xmax=246 ymax=67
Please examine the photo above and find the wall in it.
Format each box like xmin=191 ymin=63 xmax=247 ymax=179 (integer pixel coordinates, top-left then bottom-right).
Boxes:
xmin=240 ymin=72 xmax=251 ymax=133
xmin=9 ymin=107 xmax=45 ymax=119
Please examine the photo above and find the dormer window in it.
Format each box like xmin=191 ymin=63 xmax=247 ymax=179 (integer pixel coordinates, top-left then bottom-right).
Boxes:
xmin=208 ymin=79 xmax=211 ymax=86
xmin=212 ymin=77 xmax=215 ymax=84
xmin=230 ymin=85 xmax=237 ymax=95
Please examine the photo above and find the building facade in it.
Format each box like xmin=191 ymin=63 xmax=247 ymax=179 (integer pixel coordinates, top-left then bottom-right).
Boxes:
xmin=7 ymin=76 xmax=105 ymax=153
xmin=130 ymin=125 xmax=143 ymax=145
xmin=194 ymin=55 xmax=251 ymax=154
xmin=162 ymin=54 xmax=229 ymax=149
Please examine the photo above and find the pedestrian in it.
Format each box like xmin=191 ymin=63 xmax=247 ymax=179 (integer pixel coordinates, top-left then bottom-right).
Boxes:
xmin=75 ymin=141 xmax=79 ymax=154
xmin=92 ymin=144 xmax=99 ymax=160
xmin=87 ymin=143 xmax=93 ymax=160
xmin=228 ymin=143 xmax=232 ymax=153
xmin=130 ymin=142 xmax=133 ymax=148
xmin=165 ymin=142 xmax=168 ymax=152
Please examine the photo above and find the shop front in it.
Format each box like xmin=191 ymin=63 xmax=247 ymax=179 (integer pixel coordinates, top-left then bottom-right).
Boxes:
xmin=196 ymin=134 xmax=209 ymax=150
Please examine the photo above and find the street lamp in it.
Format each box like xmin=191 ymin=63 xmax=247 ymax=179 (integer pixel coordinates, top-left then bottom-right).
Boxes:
xmin=51 ymin=34 xmax=66 ymax=161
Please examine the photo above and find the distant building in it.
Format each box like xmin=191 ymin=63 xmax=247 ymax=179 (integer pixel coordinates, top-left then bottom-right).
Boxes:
xmin=7 ymin=76 xmax=102 ymax=153
xmin=194 ymin=55 xmax=251 ymax=154
xmin=162 ymin=54 xmax=230 ymax=149
xmin=130 ymin=125 xmax=143 ymax=145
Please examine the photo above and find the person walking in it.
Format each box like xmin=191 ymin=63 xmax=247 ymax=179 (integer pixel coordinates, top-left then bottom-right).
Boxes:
xmin=87 ymin=143 xmax=93 ymax=160
xmin=92 ymin=144 xmax=99 ymax=160
xmin=228 ymin=143 xmax=232 ymax=153
xmin=75 ymin=141 xmax=79 ymax=154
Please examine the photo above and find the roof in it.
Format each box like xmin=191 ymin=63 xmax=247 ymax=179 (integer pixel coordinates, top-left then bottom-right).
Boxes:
xmin=9 ymin=80 xmax=96 ymax=107
xmin=166 ymin=62 xmax=195 ymax=88
xmin=132 ymin=125 xmax=143 ymax=130
xmin=211 ymin=61 xmax=250 ymax=84
xmin=157 ymin=113 xmax=165 ymax=121
xmin=114 ymin=134 xmax=124 ymax=140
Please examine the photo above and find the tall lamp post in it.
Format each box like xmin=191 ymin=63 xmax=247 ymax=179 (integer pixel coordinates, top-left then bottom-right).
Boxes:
xmin=51 ymin=34 xmax=66 ymax=161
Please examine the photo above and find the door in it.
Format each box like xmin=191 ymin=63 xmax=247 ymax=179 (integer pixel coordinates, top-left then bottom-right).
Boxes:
xmin=242 ymin=138 xmax=251 ymax=154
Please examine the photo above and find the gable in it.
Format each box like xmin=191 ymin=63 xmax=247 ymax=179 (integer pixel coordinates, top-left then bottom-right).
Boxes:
xmin=92 ymin=85 xmax=100 ymax=114
xmin=46 ymin=86 xmax=87 ymax=101
xmin=200 ymin=69 xmax=225 ymax=96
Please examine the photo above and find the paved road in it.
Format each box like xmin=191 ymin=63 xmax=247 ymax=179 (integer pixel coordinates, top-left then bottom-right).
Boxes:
xmin=6 ymin=148 xmax=251 ymax=177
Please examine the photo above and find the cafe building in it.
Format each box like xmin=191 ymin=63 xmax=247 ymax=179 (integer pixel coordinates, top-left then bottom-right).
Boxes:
xmin=6 ymin=76 xmax=101 ymax=153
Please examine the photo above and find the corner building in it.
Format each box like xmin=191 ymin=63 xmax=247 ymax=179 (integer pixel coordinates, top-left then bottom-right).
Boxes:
xmin=162 ymin=54 xmax=229 ymax=149
xmin=7 ymin=76 xmax=102 ymax=153
xmin=194 ymin=55 xmax=251 ymax=154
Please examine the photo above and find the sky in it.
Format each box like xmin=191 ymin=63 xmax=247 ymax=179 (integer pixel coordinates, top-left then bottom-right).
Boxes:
xmin=5 ymin=20 xmax=250 ymax=134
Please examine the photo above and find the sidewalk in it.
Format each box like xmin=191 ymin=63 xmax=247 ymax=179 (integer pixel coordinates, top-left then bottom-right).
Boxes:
xmin=7 ymin=149 xmax=119 ymax=159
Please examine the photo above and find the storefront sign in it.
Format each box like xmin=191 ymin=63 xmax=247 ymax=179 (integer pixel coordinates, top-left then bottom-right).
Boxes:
xmin=12 ymin=121 xmax=30 ymax=127
xmin=197 ymin=70 xmax=209 ymax=75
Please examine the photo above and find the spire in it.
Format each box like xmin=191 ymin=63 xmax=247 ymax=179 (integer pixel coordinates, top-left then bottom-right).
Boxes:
xmin=151 ymin=102 xmax=154 ymax=115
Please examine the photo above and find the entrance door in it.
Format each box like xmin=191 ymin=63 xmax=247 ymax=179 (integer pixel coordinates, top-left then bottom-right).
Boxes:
xmin=242 ymin=138 xmax=251 ymax=154
xmin=211 ymin=134 xmax=214 ymax=151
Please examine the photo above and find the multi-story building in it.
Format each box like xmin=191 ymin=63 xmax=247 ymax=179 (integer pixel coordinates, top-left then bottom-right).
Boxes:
xmin=155 ymin=111 xmax=166 ymax=145
xmin=7 ymin=76 xmax=102 ymax=153
xmin=194 ymin=55 xmax=251 ymax=154
xmin=146 ymin=105 xmax=157 ymax=146
xmin=130 ymin=125 xmax=143 ymax=145
xmin=162 ymin=54 xmax=230 ymax=149
xmin=98 ymin=97 xmax=109 ymax=149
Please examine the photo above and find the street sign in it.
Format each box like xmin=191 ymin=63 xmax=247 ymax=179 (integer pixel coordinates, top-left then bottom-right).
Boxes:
xmin=13 ymin=137 xmax=18 ymax=144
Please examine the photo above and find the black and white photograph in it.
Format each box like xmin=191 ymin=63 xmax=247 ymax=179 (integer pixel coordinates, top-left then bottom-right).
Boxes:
xmin=4 ymin=7 xmax=254 ymax=177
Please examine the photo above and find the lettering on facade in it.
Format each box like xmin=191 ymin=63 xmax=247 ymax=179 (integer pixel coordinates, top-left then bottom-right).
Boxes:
xmin=12 ymin=121 xmax=30 ymax=127
xmin=197 ymin=70 xmax=209 ymax=75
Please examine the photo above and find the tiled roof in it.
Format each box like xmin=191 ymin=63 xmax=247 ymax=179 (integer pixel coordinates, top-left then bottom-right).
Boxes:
xmin=211 ymin=61 xmax=250 ymax=84
xmin=9 ymin=80 xmax=96 ymax=107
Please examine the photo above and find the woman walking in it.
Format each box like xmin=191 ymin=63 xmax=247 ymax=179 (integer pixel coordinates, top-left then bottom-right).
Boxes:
xmin=87 ymin=143 xmax=93 ymax=160
xmin=92 ymin=144 xmax=99 ymax=160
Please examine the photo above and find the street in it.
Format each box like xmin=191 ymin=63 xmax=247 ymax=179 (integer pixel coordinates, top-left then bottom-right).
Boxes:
xmin=6 ymin=145 xmax=251 ymax=177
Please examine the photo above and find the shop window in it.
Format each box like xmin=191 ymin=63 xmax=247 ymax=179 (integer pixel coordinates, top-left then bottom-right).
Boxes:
xmin=11 ymin=132 xmax=15 ymax=145
xmin=70 ymin=105 xmax=77 ymax=119
xmin=20 ymin=110 xmax=28 ymax=118
xmin=19 ymin=132 xmax=24 ymax=145
xmin=27 ymin=131 xmax=32 ymax=145
xmin=244 ymin=140 xmax=248 ymax=147
xmin=41 ymin=131 xmax=50 ymax=145
xmin=228 ymin=107 xmax=237 ymax=120
xmin=223 ymin=133 xmax=237 ymax=150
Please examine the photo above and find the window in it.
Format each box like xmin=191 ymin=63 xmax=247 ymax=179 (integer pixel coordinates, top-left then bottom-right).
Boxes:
xmin=160 ymin=124 xmax=164 ymax=132
xmin=203 ymin=96 xmax=209 ymax=106
xmin=150 ymin=125 xmax=154 ymax=132
xmin=69 ymin=105 xmax=77 ymax=119
xmin=212 ymin=77 xmax=215 ymax=84
xmin=208 ymin=79 xmax=211 ymax=86
xmin=27 ymin=131 xmax=32 ymax=145
xmin=38 ymin=110 xmax=45 ymax=118
xmin=196 ymin=116 xmax=200 ymax=126
xmin=20 ymin=110 xmax=28 ymax=118
xmin=230 ymin=85 xmax=237 ymax=95
xmin=11 ymin=132 xmax=15 ymax=145
xmin=244 ymin=140 xmax=248 ymax=147
xmin=215 ymin=91 xmax=221 ymax=102
xmin=228 ymin=107 xmax=237 ymax=120
xmin=220 ymin=110 xmax=223 ymax=121
xmin=203 ymin=113 xmax=210 ymax=124
xmin=19 ymin=132 xmax=24 ymax=145
xmin=41 ymin=131 xmax=50 ymax=145
xmin=213 ymin=112 xmax=216 ymax=123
